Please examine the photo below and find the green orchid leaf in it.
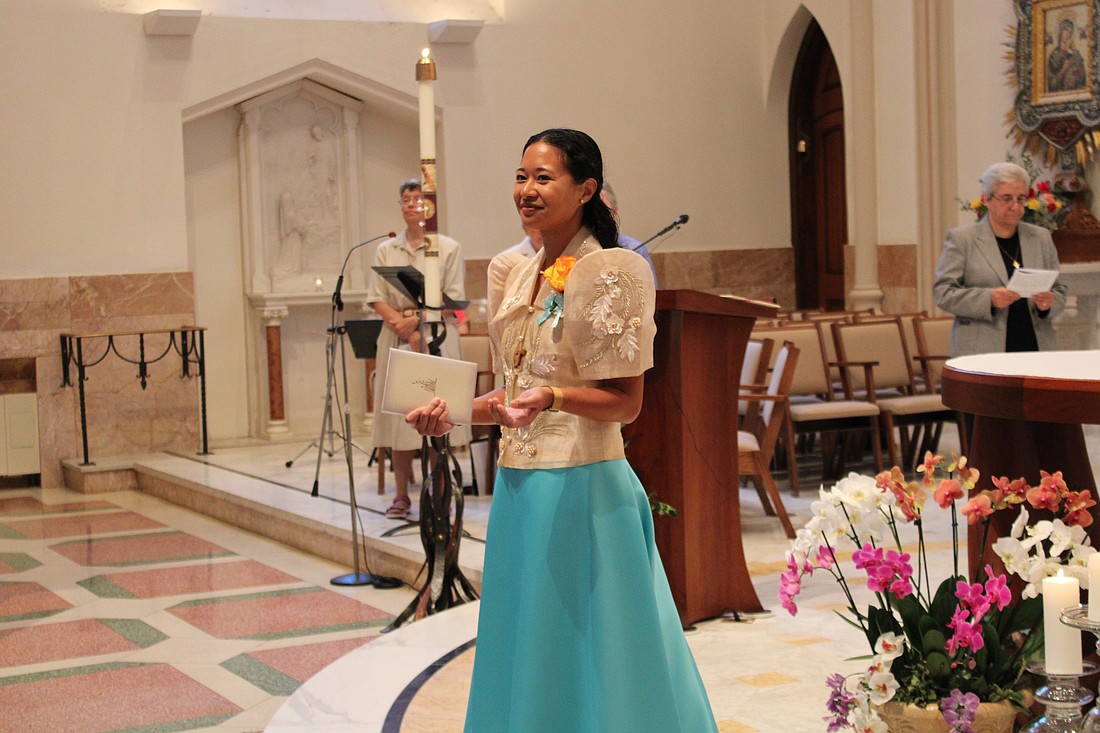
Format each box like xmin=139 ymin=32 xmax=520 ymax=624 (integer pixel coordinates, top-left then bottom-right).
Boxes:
xmin=926 ymin=650 xmax=951 ymax=678
xmin=922 ymin=628 xmax=947 ymax=656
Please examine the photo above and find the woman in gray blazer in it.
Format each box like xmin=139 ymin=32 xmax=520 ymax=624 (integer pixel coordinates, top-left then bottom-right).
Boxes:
xmin=933 ymin=162 xmax=1067 ymax=357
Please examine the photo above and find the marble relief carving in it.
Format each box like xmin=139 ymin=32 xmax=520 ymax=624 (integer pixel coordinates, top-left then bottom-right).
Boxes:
xmin=237 ymin=79 xmax=364 ymax=296
xmin=237 ymin=80 xmax=365 ymax=438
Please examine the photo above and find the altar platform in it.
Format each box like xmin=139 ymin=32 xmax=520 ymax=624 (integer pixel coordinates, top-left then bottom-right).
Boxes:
xmin=61 ymin=439 xmax=492 ymax=593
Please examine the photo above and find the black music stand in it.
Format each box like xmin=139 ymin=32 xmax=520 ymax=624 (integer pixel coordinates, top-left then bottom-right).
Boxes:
xmin=345 ymin=318 xmax=389 ymax=480
xmin=344 ymin=319 xmax=383 ymax=360
xmin=372 ymin=265 xmax=469 ymax=314
xmin=371 ymin=265 xmax=478 ymax=629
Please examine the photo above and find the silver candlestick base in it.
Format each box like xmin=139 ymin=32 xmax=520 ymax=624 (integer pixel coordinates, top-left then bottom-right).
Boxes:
xmin=1020 ymin=659 xmax=1095 ymax=733
xmin=1060 ymin=605 xmax=1100 ymax=733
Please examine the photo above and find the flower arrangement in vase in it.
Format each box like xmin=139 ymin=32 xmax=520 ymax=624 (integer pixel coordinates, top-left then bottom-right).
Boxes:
xmin=959 ymin=153 xmax=1068 ymax=231
xmin=780 ymin=453 xmax=1096 ymax=733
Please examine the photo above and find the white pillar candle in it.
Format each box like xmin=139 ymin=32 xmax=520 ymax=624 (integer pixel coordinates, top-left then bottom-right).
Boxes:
xmin=416 ymin=47 xmax=442 ymax=323
xmin=1089 ymin=553 xmax=1100 ymax=622
xmin=417 ymin=48 xmax=436 ymax=161
xmin=1043 ymin=571 xmax=1083 ymax=675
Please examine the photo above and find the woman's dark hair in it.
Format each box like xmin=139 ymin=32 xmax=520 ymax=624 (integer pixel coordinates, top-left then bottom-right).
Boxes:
xmin=523 ymin=129 xmax=619 ymax=249
xmin=398 ymin=178 xmax=422 ymax=196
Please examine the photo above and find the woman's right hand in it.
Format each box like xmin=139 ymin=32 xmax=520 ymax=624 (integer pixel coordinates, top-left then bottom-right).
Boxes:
xmin=406 ymin=398 xmax=455 ymax=437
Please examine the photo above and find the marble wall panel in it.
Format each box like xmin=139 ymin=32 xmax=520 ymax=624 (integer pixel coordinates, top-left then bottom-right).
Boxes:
xmin=0 ymin=277 xmax=69 ymax=305
xmin=69 ymin=273 xmax=194 ymax=321
xmin=68 ymin=313 xmax=197 ymax=336
xmin=0 ymin=330 xmax=60 ymax=359
xmin=0 ymin=300 xmax=71 ymax=332
xmin=0 ymin=273 xmax=196 ymax=487
xmin=878 ymin=244 xmax=919 ymax=314
xmin=77 ymin=355 xmax=200 ymax=458
xmin=36 ymin=355 xmax=74 ymax=488
xmin=0 ymin=277 xmax=69 ymax=334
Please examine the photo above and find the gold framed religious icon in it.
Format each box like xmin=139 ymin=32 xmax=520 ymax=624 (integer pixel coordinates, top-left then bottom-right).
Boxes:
xmin=1010 ymin=0 xmax=1100 ymax=162
xmin=1032 ymin=0 xmax=1094 ymax=106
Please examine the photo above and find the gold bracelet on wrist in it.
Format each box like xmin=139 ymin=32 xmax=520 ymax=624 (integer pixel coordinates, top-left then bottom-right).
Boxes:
xmin=546 ymin=386 xmax=564 ymax=413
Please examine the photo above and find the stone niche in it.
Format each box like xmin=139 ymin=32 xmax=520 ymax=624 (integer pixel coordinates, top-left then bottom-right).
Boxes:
xmin=238 ymin=79 xmax=364 ymax=297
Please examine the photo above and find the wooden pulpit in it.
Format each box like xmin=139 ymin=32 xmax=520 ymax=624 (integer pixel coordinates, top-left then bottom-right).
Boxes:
xmin=624 ymin=290 xmax=779 ymax=628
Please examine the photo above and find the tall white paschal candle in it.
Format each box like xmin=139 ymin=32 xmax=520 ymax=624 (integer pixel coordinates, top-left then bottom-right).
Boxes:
xmin=1090 ymin=553 xmax=1100 ymax=622
xmin=1043 ymin=571 xmax=1083 ymax=674
xmin=416 ymin=47 xmax=442 ymax=322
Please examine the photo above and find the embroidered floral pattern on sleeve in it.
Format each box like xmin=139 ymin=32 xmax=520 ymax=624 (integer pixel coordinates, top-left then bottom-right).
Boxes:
xmin=579 ymin=265 xmax=646 ymax=368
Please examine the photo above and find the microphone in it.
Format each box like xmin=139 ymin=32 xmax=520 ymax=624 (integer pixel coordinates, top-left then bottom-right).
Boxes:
xmin=334 ymin=232 xmax=396 ymax=311
xmin=633 ymin=214 xmax=689 ymax=250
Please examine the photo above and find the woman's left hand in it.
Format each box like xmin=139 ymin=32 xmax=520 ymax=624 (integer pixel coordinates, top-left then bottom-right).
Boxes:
xmin=405 ymin=398 xmax=455 ymax=437
xmin=1032 ymin=290 xmax=1054 ymax=311
xmin=486 ymin=388 xmax=546 ymax=429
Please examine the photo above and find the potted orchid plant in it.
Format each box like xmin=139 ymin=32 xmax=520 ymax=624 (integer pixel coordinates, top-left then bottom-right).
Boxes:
xmin=780 ymin=453 xmax=1096 ymax=733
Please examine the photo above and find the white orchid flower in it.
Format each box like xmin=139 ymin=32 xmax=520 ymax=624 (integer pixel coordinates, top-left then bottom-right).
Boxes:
xmin=1048 ymin=520 xmax=1074 ymax=558
xmin=874 ymin=632 xmax=905 ymax=661
xmin=865 ymin=670 xmax=899 ymax=705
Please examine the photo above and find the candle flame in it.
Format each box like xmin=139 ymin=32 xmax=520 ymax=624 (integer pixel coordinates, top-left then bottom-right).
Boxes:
xmin=422 ymin=48 xmax=431 ymax=59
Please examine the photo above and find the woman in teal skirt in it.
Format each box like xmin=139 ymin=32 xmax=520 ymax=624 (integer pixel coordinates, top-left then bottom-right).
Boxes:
xmin=407 ymin=128 xmax=718 ymax=732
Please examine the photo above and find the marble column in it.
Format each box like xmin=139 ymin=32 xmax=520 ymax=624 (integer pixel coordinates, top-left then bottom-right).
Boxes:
xmin=846 ymin=1 xmax=885 ymax=312
xmin=262 ymin=306 xmax=290 ymax=435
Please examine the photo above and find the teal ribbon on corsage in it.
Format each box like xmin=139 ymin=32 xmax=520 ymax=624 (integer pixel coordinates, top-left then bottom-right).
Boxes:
xmin=537 ymin=291 xmax=564 ymax=328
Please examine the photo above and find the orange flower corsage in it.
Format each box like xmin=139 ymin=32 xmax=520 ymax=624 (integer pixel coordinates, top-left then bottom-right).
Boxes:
xmin=541 ymin=256 xmax=576 ymax=292
xmin=537 ymin=256 xmax=576 ymax=327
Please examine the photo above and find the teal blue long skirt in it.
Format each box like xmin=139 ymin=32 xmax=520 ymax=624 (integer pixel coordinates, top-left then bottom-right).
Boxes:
xmin=463 ymin=460 xmax=718 ymax=733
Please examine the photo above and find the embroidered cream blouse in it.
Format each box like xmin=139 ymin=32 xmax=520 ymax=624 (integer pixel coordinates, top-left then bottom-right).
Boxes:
xmin=487 ymin=228 xmax=656 ymax=469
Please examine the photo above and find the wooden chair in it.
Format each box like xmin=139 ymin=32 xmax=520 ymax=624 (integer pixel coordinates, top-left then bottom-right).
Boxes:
xmin=738 ymin=341 xmax=799 ymax=538
xmin=831 ymin=318 xmax=965 ymax=470
xmin=912 ymin=315 xmax=954 ymax=393
xmin=753 ymin=322 xmax=882 ymax=494
xmin=911 ymin=315 xmax=968 ymax=457
xmin=855 ymin=310 xmax=929 ymax=390
xmin=738 ymin=337 xmax=774 ymax=423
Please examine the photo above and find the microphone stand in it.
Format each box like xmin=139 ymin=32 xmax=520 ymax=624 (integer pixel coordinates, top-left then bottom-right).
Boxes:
xmin=291 ymin=232 xmax=395 ymax=588
xmin=284 ymin=234 xmax=393 ymax=490
xmin=328 ymin=290 xmax=374 ymax=586
xmin=632 ymin=214 xmax=689 ymax=251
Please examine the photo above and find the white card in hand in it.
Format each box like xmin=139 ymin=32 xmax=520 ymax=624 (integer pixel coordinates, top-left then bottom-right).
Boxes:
xmin=380 ymin=349 xmax=477 ymax=425
xmin=1006 ymin=268 xmax=1058 ymax=298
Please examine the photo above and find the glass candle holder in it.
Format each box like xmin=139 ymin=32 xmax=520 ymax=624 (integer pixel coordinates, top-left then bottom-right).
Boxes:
xmin=1060 ymin=605 xmax=1100 ymax=733
xmin=1021 ymin=658 xmax=1095 ymax=733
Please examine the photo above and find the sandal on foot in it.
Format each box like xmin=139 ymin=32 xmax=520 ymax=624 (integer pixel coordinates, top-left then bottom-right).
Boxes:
xmin=386 ymin=496 xmax=411 ymax=519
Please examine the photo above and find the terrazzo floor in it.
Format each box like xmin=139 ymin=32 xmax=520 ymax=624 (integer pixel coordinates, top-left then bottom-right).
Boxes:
xmin=3 ymin=424 xmax=1099 ymax=732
